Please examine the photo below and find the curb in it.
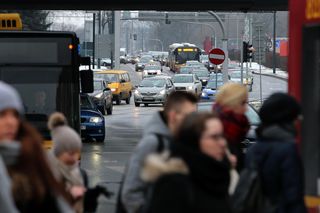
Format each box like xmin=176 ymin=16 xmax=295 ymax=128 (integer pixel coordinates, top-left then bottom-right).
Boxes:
xmin=252 ymin=71 xmax=288 ymax=81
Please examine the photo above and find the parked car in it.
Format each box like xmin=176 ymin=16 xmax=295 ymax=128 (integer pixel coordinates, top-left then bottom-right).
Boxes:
xmin=201 ymin=80 xmax=224 ymax=100
xmin=172 ymin=74 xmax=202 ymax=96
xmin=89 ymin=78 xmax=113 ymax=115
xmin=197 ymin=102 xmax=260 ymax=151
xmin=229 ymin=70 xmax=253 ymax=92
xmin=134 ymin=76 xmax=175 ymax=107
xmin=191 ymin=68 xmax=210 ymax=87
xmin=80 ymin=93 xmax=105 ymax=142
xmin=95 ymin=70 xmax=133 ymax=105
xmin=142 ymin=65 xmax=162 ymax=78
xmin=101 ymin=58 xmax=112 ymax=67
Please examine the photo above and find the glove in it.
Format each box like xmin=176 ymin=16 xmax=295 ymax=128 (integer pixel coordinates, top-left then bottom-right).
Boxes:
xmin=84 ymin=185 xmax=114 ymax=212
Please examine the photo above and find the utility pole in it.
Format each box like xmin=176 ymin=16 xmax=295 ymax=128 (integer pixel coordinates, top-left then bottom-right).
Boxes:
xmin=98 ymin=11 xmax=102 ymax=68
xmin=92 ymin=13 xmax=96 ymax=69
xmin=114 ymin=11 xmax=121 ymax=69
xmin=273 ymin=11 xmax=276 ymax=74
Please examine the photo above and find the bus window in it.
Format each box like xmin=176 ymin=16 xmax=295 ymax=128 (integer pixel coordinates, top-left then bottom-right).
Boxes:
xmin=7 ymin=20 xmax=11 ymax=28
xmin=1 ymin=20 xmax=5 ymax=28
xmin=12 ymin=20 xmax=16 ymax=27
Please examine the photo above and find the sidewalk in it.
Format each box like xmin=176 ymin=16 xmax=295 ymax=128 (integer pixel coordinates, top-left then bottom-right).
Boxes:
xmin=249 ymin=62 xmax=288 ymax=81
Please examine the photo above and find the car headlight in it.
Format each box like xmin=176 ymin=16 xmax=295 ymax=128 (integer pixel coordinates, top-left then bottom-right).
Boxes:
xmin=95 ymin=93 xmax=103 ymax=98
xmin=111 ymin=88 xmax=116 ymax=92
xmin=202 ymin=79 xmax=207 ymax=82
xmin=89 ymin=117 xmax=103 ymax=123
xmin=135 ymin=90 xmax=141 ymax=95
xmin=188 ymin=86 xmax=193 ymax=90
xmin=202 ymin=92 xmax=207 ymax=96
xmin=159 ymin=90 xmax=166 ymax=95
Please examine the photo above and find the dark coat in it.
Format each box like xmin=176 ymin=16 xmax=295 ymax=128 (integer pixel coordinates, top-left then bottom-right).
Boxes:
xmin=142 ymin=146 xmax=231 ymax=213
xmin=245 ymin=125 xmax=307 ymax=213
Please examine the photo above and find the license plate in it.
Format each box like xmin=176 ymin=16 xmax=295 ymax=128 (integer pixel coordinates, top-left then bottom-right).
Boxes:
xmin=143 ymin=97 xmax=154 ymax=101
xmin=81 ymin=125 xmax=86 ymax=130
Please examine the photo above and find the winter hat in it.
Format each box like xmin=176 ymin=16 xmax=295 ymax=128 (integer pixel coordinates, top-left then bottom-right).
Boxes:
xmin=259 ymin=93 xmax=301 ymax=125
xmin=0 ymin=81 xmax=23 ymax=115
xmin=216 ymin=83 xmax=248 ymax=108
xmin=48 ymin=112 xmax=82 ymax=157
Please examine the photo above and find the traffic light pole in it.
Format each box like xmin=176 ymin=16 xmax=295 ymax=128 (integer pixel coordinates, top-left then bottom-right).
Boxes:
xmin=240 ymin=41 xmax=244 ymax=84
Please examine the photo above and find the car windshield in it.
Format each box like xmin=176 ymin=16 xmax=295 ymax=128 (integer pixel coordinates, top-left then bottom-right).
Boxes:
xmin=139 ymin=78 xmax=166 ymax=87
xmin=231 ymin=72 xmax=242 ymax=78
xmin=193 ymin=71 xmax=209 ymax=77
xmin=94 ymin=81 xmax=104 ymax=90
xmin=145 ymin=66 xmax=161 ymax=70
xmin=210 ymin=74 xmax=223 ymax=81
xmin=173 ymin=75 xmax=193 ymax=83
xmin=81 ymin=95 xmax=95 ymax=109
xmin=101 ymin=73 xmax=119 ymax=83
xmin=207 ymin=81 xmax=224 ymax=89
xmin=140 ymin=58 xmax=151 ymax=63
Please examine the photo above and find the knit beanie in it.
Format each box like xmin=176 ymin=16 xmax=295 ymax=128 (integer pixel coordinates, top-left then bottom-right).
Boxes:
xmin=48 ymin=112 xmax=82 ymax=157
xmin=259 ymin=93 xmax=301 ymax=125
xmin=216 ymin=83 xmax=248 ymax=108
xmin=0 ymin=81 xmax=23 ymax=115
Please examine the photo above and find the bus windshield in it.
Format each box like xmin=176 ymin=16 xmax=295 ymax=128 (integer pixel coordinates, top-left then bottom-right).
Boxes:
xmin=176 ymin=51 xmax=199 ymax=64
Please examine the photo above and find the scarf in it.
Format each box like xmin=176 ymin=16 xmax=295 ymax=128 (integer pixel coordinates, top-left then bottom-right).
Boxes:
xmin=0 ymin=142 xmax=21 ymax=166
xmin=213 ymin=104 xmax=250 ymax=146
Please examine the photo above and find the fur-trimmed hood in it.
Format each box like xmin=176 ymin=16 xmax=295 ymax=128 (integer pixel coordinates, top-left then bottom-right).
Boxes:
xmin=141 ymin=151 xmax=189 ymax=183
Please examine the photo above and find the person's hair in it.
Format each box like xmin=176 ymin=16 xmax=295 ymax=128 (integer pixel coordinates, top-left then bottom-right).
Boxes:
xmin=163 ymin=91 xmax=198 ymax=117
xmin=216 ymin=83 xmax=247 ymax=108
xmin=174 ymin=112 xmax=219 ymax=150
xmin=14 ymin=121 xmax=69 ymax=202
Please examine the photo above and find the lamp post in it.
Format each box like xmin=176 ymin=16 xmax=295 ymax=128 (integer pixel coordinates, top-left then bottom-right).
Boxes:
xmin=149 ymin=39 xmax=164 ymax=51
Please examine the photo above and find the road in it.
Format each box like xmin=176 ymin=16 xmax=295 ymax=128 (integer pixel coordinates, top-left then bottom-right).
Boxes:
xmin=80 ymin=63 xmax=287 ymax=212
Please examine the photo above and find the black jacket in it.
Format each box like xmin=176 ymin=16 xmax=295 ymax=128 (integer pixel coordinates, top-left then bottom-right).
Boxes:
xmin=142 ymin=145 xmax=231 ymax=213
xmin=245 ymin=125 xmax=307 ymax=213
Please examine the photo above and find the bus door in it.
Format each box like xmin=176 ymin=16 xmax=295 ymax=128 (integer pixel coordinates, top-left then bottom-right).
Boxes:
xmin=301 ymin=25 xmax=320 ymax=196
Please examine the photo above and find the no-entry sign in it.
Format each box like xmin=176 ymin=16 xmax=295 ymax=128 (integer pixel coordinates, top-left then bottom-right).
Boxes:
xmin=208 ymin=48 xmax=225 ymax=65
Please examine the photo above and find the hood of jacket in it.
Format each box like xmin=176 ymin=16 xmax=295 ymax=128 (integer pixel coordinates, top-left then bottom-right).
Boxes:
xmin=143 ymin=111 xmax=171 ymax=138
xmin=141 ymin=151 xmax=189 ymax=183
xmin=259 ymin=124 xmax=296 ymax=141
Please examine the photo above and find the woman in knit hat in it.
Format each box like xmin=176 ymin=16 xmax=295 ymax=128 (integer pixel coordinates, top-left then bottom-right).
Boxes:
xmin=212 ymin=82 xmax=250 ymax=171
xmin=48 ymin=112 xmax=86 ymax=213
xmin=0 ymin=81 xmax=71 ymax=213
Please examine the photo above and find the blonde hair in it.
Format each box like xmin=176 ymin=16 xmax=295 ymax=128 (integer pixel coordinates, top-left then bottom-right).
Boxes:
xmin=216 ymin=83 xmax=248 ymax=108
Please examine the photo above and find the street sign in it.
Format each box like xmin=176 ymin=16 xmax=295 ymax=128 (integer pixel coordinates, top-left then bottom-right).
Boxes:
xmin=95 ymin=35 xmax=112 ymax=58
xmin=209 ymin=48 xmax=225 ymax=65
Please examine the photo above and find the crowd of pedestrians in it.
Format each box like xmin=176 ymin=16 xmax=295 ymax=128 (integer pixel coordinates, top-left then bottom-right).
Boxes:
xmin=0 ymin=80 xmax=307 ymax=213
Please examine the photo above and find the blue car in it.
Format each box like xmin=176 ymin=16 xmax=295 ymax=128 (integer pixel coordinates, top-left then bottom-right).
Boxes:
xmin=201 ymin=80 xmax=224 ymax=100
xmin=80 ymin=93 xmax=105 ymax=142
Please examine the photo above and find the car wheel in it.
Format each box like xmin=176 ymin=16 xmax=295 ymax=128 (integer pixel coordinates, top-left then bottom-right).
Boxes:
xmin=144 ymin=103 xmax=149 ymax=107
xmin=95 ymin=136 xmax=105 ymax=143
xmin=107 ymin=104 xmax=113 ymax=115
xmin=135 ymin=102 xmax=140 ymax=107
xmin=126 ymin=96 xmax=131 ymax=104
xmin=116 ymin=96 xmax=121 ymax=105
xmin=99 ymin=105 xmax=106 ymax=115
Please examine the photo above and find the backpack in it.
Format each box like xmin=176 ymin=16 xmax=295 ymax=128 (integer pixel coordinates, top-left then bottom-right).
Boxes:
xmin=231 ymin=146 xmax=278 ymax=213
xmin=115 ymin=133 xmax=167 ymax=213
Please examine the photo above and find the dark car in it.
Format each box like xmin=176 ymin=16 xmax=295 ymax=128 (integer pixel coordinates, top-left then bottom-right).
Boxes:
xmin=80 ymin=93 xmax=105 ymax=142
xmin=89 ymin=78 xmax=113 ymax=115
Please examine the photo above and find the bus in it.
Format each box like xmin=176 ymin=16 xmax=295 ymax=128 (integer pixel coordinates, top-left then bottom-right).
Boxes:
xmin=289 ymin=0 xmax=320 ymax=211
xmin=0 ymin=31 xmax=93 ymax=149
xmin=0 ymin=13 xmax=22 ymax=30
xmin=168 ymin=43 xmax=201 ymax=73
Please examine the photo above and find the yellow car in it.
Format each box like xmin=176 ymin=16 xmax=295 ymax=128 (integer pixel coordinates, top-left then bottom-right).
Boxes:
xmin=95 ymin=70 xmax=133 ymax=105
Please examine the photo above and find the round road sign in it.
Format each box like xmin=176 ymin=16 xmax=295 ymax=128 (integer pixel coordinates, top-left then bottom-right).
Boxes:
xmin=209 ymin=48 xmax=225 ymax=65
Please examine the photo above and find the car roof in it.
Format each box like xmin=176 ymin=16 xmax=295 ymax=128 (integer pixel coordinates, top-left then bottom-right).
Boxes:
xmin=96 ymin=70 xmax=128 ymax=74
xmin=93 ymin=78 xmax=105 ymax=81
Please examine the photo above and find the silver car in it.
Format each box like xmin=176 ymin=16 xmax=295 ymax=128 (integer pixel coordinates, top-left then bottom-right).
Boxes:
xmin=134 ymin=76 xmax=175 ymax=107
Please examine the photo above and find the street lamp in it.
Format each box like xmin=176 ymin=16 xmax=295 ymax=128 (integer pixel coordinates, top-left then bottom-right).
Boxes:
xmin=149 ymin=39 xmax=164 ymax=51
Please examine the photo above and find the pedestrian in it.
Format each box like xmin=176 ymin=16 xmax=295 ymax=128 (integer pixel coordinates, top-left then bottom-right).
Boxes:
xmin=48 ymin=112 xmax=112 ymax=213
xmin=141 ymin=112 xmax=231 ymax=213
xmin=244 ymin=93 xmax=307 ymax=213
xmin=120 ymin=91 xmax=198 ymax=213
xmin=213 ymin=82 xmax=250 ymax=171
xmin=0 ymin=81 xmax=72 ymax=213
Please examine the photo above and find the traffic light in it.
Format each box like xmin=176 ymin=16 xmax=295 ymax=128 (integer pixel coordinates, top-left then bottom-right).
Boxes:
xmin=165 ymin=13 xmax=171 ymax=24
xmin=243 ymin=41 xmax=253 ymax=62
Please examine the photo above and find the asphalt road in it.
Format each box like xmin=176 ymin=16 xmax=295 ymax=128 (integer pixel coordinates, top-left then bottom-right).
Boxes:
xmin=80 ymin=63 xmax=287 ymax=212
